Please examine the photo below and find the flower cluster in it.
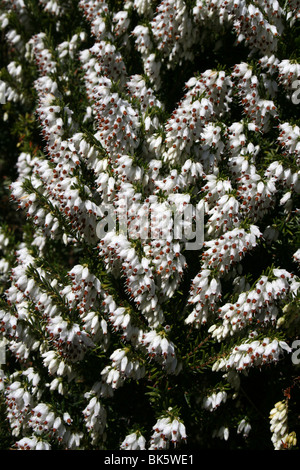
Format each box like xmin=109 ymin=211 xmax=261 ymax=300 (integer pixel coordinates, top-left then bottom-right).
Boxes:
xmin=202 ymin=390 xmax=227 ymax=412
xmin=149 ymin=411 xmax=187 ymax=450
xmin=269 ymin=400 xmax=297 ymax=450
xmin=209 ymin=268 xmax=299 ymax=340
xmin=120 ymin=431 xmax=146 ymax=450
xmin=212 ymin=334 xmax=292 ymax=372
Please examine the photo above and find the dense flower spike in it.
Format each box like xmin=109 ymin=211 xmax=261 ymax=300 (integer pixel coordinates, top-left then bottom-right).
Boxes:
xmin=202 ymin=390 xmax=227 ymax=412
xmin=0 ymin=0 xmax=299 ymax=452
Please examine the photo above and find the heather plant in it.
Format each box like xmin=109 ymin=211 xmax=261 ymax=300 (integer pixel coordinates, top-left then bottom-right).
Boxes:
xmin=0 ymin=0 xmax=299 ymax=451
